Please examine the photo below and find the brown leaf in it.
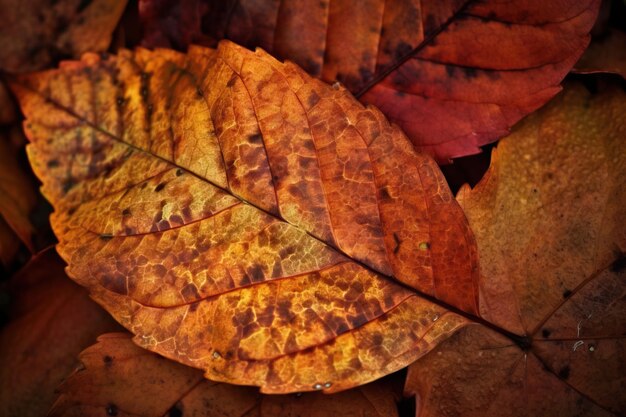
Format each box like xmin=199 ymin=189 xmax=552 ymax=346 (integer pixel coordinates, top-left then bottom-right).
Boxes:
xmin=10 ymin=41 xmax=478 ymax=393
xmin=0 ymin=249 xmax=123 ymax=417
xmin=405 ymin=82 xmax=626 ymax=416
xmin=139 ymin=0 xmax=600 ymax=162
xmin=0 ymin=130 xmax=38 ymax=252
xmin=50 ymin=332 xmax=402 ymax=417
xmin=575 ymin=29 xmax=626 ymax=79
xmin=0 ymin=0 xmax=128 ymax=73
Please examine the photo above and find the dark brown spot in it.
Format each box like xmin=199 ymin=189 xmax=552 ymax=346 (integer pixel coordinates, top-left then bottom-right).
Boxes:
xmin=181 ymin=283 xmax=200 ymax=301
xmin=248 ymin=265 xmax=264 ymax=282
xmin=393 ymin=233 xmax=401 ymax=254
xmin=562 ymin=289 xmax=572 ymax=299
xmin=62 ymin=178 xmax=76 ymax=194
xmin=116 ymin=96 xmax=124 ymax=106
xmin=347 ymin=313 xmax=368 ymax=328
xmin=106 ymin=404 xmax=118 ymax=416
xmin=558 ymin=365 xmax=570 ymax=380
xmin=99 ymin=233 xmax=113 ymax=241
xmin=140 ymin=87 xmax=148 ymax=98
xmin=47 ymin=159 xmax=59 ymax=168
xmin=610 ymin=252 xmax=625 ymax=273
xmin=248 ymin=133 xmax=263 ymax=144
xmin=379 ymin=187 xmax=392 ymax=201
xmin=394 ymin=41 xmax=413 ymax=61
xmin=196 ymin=87 xmax=204 ymax=98
xmin=155 ymin=182 xmax=166 ymax=192
xmin=542 ymin=328 xmax=551 ymax=338
xmin=372 ymin=334 xmax=383 ymax=345
xmin=122 ymin=208 xmax=131 ymax=216
xmin=227 ymin=75 xmax=237 ymax=87
xmin=277 ymin=300 xmax=295 ymax=323
xmin=176 ymin=168 xmax=184 ymax=176
xmin=168 ymin=403 xmax=183 ymax=417
xmin=103 ymin=355 xmax=113 ymax=366
xmin=461 ymin=67 xmax=478 ymax=79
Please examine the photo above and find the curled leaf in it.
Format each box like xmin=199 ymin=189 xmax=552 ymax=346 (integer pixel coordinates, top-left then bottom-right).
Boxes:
xmin=11 ymin=41 xmax=478 ymax=393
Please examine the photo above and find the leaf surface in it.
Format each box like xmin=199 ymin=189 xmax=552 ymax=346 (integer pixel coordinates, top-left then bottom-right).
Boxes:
xmin=0 ymin=131 xmax=38 ymax=251
xmin=405 ymin=82 xmax=626 ymax=416
xmin=50 ymin=332 xmax=401 ymax=417
xmin=139 ymin=0 xmax=600 ymax=162
xmin=11 ymin=41 xmax=478 ymax=393
xmin=575 ymin=29 xmax=626 ymax=79
xmin=0 ymin=249 xmax=123 ymax=417
xmin=0 ymin=0 xmax=128 ymax=72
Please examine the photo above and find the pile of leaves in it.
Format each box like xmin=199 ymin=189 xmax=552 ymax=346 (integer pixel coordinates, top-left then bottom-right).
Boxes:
xmin=0 ymin=1 xmax=624 ymax=416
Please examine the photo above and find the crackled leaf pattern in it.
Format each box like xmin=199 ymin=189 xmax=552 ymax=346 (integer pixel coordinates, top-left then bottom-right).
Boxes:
xmin=139 ymin=0 xmax=600 ymax=162
xmin=11 ymin=41 xmax=478 ymax=393
xmin=406 ymin=83 xmax=626 ymax=417
xmin=50 ymin=333 xmax=401 ymax=417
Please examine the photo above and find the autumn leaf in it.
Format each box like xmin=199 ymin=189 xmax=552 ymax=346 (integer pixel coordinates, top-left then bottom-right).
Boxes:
xmin=0 ymin=249 xmax=123 ymax=417
xmin=139 ymin=0 xmax=600 ymax=162
xmin=0 ymin=130 xmax=38 ymax=253
xmin=405 ymin=82 xmax=625 ymax=416
xmin=575 ymin=29 xmax=626 ymax=79
xmin=10 ymin=40 xmax=479 ymax=393
xmin=0 ymin=0 xmax=128 ymax=73
xmin=50 ymin=332 xmax=402 ymax=417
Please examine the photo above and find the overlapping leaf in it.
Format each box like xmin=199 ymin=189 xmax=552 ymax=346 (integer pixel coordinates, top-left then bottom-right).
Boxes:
xmin=11 ymin=40 xmax=479 ymax=393
xmin=405 ymin=83 xmax=625 ymax=416
xmin=139 ymin=0 xmax=600 ymax=162
xmin=575 ymin=29 xmax=626 ymax=79
xmin=50 ymin=333 xmax=401 ymax=417
xmin=0 ymin=249 xmax=122 ymax=417
xmin=0 ymin=0 xmax=128 ymax=73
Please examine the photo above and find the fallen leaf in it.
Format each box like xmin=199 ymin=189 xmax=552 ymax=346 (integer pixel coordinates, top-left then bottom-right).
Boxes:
xmin=0 ymin=132 xmax=38 ymax=251
xmin=405 ymin=82 xmax=625 ymax=416
xmin=50 ymin=332 xmax=401 ymax=417
xmin=139 ymin=0 xmax=600 ymax=162
xmin=0 ymin=216 xmax=21 ymax=270
xmin=0 ymin=249 xmax=123 ymax=417
xmin=0 ymin=0 xmax=128 ymax=73
xmin=10 ymin=40 xmax=478 ymax=393
xmin=575 ymin=29 xmax=626 ymax=78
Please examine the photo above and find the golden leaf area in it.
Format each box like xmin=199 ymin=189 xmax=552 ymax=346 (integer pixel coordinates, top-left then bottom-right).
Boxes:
xmin=0 ymin=1 xmax=624 ymax=416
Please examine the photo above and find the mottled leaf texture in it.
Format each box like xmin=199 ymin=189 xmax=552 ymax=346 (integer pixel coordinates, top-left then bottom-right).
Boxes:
xmin=50 ymin=333 xmax=401 ymax=417
xmin=0 ymin=249 xmax=122 ymax=417
xmin=575 ymin=29 xmax=626 ymax=79
xmin=11 ymin=40 xmax=478 ymax=393
xmin=0 ymin=0 xmax=128 ymax=73
xmin=405 ymin=83 xmax=626 ymax=417
xmin=139 ymin=0 xmax=600 ymax=162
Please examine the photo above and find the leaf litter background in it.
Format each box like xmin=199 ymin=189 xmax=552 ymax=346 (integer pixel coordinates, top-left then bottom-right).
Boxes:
xmin=0 ymin=0 xmax=624 ymax=416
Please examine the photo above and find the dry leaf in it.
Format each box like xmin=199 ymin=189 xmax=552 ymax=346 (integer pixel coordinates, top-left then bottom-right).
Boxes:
xmin=10 ymin=40 xmax=478 ymax=393
xmin=575 ymin=29 xmax=626 ymax=79
xmin=405 ymin=82 xmax=625 ymax=416
xmin=139 ymin=0 xmax=600 ymax=162
xmin=0 ymin=0 xmax=128 ymax=72
xmin=0 ymin=132 xmax=38 ymax=252
xmin=0 ymin=249 xmax=123 ymax=417
xmin=50 ymin=332 xmax=401 ymax=417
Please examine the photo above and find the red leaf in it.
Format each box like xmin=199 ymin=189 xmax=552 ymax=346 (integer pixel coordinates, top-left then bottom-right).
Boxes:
xmin=139 ymin=0 xmax=600 ymax=162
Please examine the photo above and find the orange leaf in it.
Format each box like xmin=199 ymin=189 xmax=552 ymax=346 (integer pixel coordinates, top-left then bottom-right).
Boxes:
xmin=10 ymin=41 xmax=478 ymax=393
xmin=0 ymin=0 xmax=128 ymax=73
xmin=0 ymin=249 xmax=123 ymax=417
xmin=405 ymin=82 xmax=625 ymax=416
xmin=50 ymin=332 xmax=402 ymax=417
xmin=140 ymin=0 xmax=600 ymax=162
